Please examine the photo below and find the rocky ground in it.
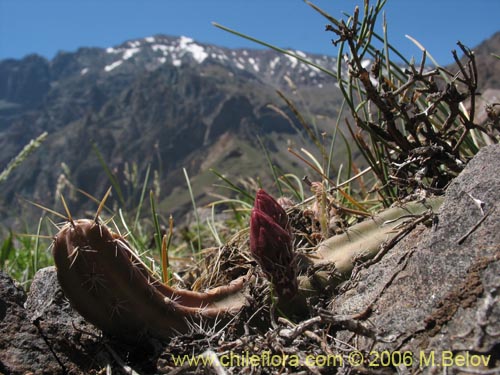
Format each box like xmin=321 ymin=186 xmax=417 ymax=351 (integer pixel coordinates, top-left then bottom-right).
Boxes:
xmin=1 ymin=143 xmax=499 ymax=374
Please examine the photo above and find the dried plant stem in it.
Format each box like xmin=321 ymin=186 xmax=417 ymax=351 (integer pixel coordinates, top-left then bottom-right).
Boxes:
xmin=0 ymin=132 xmax=48 ymax=183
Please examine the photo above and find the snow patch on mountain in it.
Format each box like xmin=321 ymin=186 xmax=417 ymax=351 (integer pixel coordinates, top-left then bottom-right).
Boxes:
xmin=104 ymin=60 xmax=123 ymax=72
xmin=178 ymin=36 xmax=208 ymax=64
xmin=106 ymin=47 xmax=120 ymax=54
xmin=100 ymin=34 xmax=340 ymax=87
xmin=248 ymin=57 xmax=259 ymax=72
xmin=123 ymin=47 xmax=140 ymax=60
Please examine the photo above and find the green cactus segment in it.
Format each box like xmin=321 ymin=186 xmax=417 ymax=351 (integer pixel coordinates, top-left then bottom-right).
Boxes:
xmin=299 ymin=197 xmax=445 ymax=293
xmin=52 ymin=219 xmax=247 ymax=340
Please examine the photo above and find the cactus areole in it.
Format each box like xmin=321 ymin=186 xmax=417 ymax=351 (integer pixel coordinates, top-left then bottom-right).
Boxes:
xmin=52 ymin=218 xmax=248 ymax=341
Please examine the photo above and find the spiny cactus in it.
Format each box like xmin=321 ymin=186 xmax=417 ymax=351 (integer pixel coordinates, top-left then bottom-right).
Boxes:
xmin=52 ymin=217 xmax=248 ymax=341
xmin=51 ymin=190 xmax=443 ymax=341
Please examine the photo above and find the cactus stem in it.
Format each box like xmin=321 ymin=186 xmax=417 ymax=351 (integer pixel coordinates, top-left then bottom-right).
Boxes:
xmin=53 ymin=218 xmax=250 ymax=340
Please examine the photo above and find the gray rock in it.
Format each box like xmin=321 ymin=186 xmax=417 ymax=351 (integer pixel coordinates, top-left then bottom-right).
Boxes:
xmin=0 ymin=270 xmax=62 ymax=374
xmin=2 ymin=267 xmax=163 ymax=374
xmin=1 ymin=266 xmax=117 ymax=374
xmin=26 ymin=266 xmax=108 ymax=374
xmin=332 ymin=143 xmax=500 ymax=373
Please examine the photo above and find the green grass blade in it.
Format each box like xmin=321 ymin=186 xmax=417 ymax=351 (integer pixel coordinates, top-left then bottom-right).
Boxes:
xmin=183 ymin=168 xmax=202 ymax=253
xmin=206 ymin=206 xmax=223 ymax=247
xmin=326 ymin=98 xmax=346 ymax=180
xmin=382 ymin=12 xmax=392 ymax=82
xmin=133 ymin=164 xmax=151 ymax=231
xmin=339 ymin=129 xmax=353 ymax=181
xmin=31 ymin=217 xmax=43 ymax=278
xmin=210 ymin=169 xmax=255 ymax=202
xmin=92 ymin=143 xmax=125 ymax=206
xmin=300 ymin=147 xmax=324 ymax=176
xmin=149 ymin=190 xmax=163 ymax=257
xmin=208 ymin=198 xmax=253 ymax=209
xmin=118 ymin=208 xmax=142 ymax=253
xmin=257 ymin=135 xmax=283 ymax=196
xmin=0 ymin=231 xmax=14 ymax=269
xmin=279 ymin=173 xmax=305 ymax=202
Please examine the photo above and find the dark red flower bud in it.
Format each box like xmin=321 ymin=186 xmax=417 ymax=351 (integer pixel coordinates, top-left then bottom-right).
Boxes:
xmin=254 ymin=189 xmax=289 ymax=231
xmin=249 ymin=189 xmax=297 ymax=299
xmin=250 ymin=209 xmax=292 ymax=263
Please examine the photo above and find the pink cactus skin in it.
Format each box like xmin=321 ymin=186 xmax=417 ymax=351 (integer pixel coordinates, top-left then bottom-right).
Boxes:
xmin=52 ymin=218 xmax=247 ymax=341
xmin=250 ymin=189 xmax=298 ymax=299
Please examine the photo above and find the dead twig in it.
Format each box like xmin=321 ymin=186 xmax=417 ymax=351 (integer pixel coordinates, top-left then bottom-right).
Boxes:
xmin=457 ymin=209 xmax=492 ymax=245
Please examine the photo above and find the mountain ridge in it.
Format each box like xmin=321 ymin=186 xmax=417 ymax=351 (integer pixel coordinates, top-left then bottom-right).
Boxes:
xmin=0 ymin=34 xmax=344 ymax=226
xmin=0 ymin=33 xmax=339 ymax=110
xmin=0 ymin=32 xmax=498 ymax=228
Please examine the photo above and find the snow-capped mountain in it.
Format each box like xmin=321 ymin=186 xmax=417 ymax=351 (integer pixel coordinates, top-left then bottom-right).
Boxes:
xmin=90 ymin=35 xmax=338 ymax=87
xmin=0 ymin=35 xmax=343 ymax=223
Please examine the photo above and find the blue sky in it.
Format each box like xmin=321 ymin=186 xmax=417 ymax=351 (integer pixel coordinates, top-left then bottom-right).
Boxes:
xmin=1 ymin=0 xmax=499 ymax=65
